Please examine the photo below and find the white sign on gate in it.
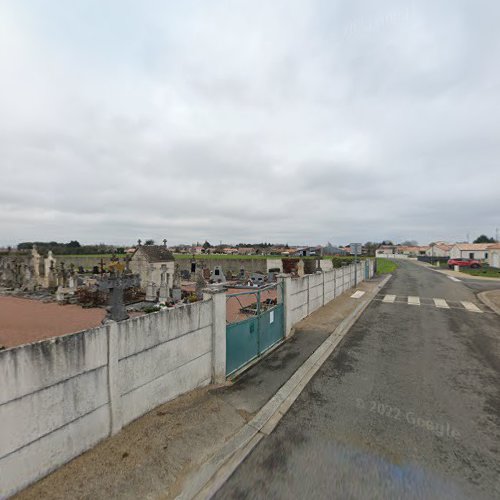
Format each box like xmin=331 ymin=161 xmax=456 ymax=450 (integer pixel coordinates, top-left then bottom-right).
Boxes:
xmin=349 ymin=243 xmax=362 ymax=255
xmin=270 ymin=310 xmax=274 ymax=324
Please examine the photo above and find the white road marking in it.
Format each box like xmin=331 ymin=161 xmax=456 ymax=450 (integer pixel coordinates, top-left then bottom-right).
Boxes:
xmin=382 ymin=294 xmax=396 ymax=303
xmin=408 ymin=296 xmax=420 ymax=306
xmin=433 ymin=298 xmax=449 ymax=309
xmin=461 ymin=301 xmax=482 ymax=313
xmin=447 ymin=276 xmax=461 ymax=282
xmin=350 ymin=290 xmax=365 ymax=299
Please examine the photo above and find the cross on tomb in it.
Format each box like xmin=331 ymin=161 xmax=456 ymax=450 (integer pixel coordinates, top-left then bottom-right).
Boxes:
xmin=99 ymin=271 xmax=140 ymax=321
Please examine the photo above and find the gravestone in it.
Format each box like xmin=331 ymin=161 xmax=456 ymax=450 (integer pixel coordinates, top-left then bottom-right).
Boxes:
xmin=99 ymin=272 xmax=140 ymax=321
xmin=195 ymin=270 xmax=207 ymax=298
xmin=297 ymin=260 xmax=305 ymax=277
xmin=211 ymin=266 xmax=226 ymax=283
xmin=146 ymin=281 xmax=157 ymax=302
xmin=158 ymin=265 xmax=169 ymax=303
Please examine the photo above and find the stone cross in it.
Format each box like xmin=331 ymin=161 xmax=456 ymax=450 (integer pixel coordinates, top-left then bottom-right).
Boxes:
xmin=99 ymin=272 xmax=140 ymax=321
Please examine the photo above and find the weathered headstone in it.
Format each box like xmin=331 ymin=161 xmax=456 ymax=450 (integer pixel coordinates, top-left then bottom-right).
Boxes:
xmin=98 ymin=272 xmax=140 ymax=321
xmin=146 ymin=281 xmax=157 ymax=302
xmin=158 ymin=265 xmax=169 ymax=303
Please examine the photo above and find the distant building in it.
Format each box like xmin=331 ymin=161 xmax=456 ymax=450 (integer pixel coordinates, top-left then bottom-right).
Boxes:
xmin=375 ymin=245 xmax=396 ymax=256
xmin=238 ymin=247 xmax=255 ymax=255
xmin=322 ymin=243 xmax=347 ymax=256
xmin=398 ymin=246 xmax=427 ymax=256
xmin=190 ymin=246 xmax=204 ymax=254
xmin=425 ymin=244 xmax=452 ymax=258
xmin=449 ymin=243 xmax=494 ymax=260
xmin=291 ymin=246 xmax=322 ymax=257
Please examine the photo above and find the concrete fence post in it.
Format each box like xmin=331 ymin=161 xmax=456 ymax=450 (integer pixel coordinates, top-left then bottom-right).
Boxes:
xmin=277 ymin=274 xmax=292 ymax=337
xmin=321 ymin=270 xmax=325 ymax=306
xmin=107 ymin=321 xmax=122 ymax=435
xmin=306 ymin=274 xmax=311 ymax=316
xmin=203 ymin=288 xmax=227 ymax=384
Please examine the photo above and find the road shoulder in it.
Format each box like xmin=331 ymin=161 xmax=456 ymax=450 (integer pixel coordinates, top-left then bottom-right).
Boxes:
xmin=478 ymin=289 xmax=500 ymax=315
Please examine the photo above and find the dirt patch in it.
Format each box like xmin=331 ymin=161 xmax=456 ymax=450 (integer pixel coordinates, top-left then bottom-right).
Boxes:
xmin=0 ymin=296 xmax=106 ymax=348
xmin=15 ymin=386 xmax=246 ymax=500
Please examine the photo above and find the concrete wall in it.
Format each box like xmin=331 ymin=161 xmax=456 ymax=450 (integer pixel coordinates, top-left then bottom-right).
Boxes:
xmin=0 ymin=299 xmax=216 ymax=498
xmin=175 ymin=257 xmax=268 ymax=276
xmin=287 ymin=261 xmax=373 ymax=328
xmin=56 ymin=255 xmax=115 ymax=270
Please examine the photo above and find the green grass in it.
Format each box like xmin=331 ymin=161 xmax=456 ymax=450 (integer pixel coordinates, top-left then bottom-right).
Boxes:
xmin=376 ymin=258 xmax=399 ymax=275
xmin=55 ymin=254 xmax=127 ymax=258
xmin=459 ymin=266 xmax=500 ymax=278
xmin=172 ymin=254 xmax=364 ymax=264
xmin=173 ymin=253 xmax=271 ymax=260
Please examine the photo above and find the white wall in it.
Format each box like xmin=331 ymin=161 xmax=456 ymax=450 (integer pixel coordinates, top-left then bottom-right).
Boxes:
xmin=488 ymin=249 xmax=500 ymax=268
xmin=0 ymin=299 xmax=215 ymax=498
xmin=450 ymin=246 xmax=490 ymax=260
xmin=266 ymin=258 xmax=283 ymax=272
xmin=287 ymin=260 xmax=374 ymax=328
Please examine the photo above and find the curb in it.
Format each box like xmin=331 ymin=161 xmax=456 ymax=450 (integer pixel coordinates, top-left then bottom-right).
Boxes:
xmin=478 ymin=291 xmax=500 ymax=315
xmin=178 ymin=274 xmax=392 ymax=500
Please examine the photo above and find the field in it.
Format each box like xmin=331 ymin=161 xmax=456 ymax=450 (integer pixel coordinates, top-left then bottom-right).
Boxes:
xmin=376 ymin=258 xmax=399 ymax=275
xmin=55 ymin=253 xmax=127 ymax=258
xmin=173 ymin=253 xmax=270 ymax=260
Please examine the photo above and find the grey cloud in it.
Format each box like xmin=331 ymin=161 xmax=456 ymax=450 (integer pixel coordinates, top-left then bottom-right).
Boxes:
xmin=0 ymin=0 xmax=499 ymax=246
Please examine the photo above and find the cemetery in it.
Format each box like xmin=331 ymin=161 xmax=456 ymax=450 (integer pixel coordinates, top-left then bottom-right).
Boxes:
xmin=0 ymin=240 xmax=359 ymax=350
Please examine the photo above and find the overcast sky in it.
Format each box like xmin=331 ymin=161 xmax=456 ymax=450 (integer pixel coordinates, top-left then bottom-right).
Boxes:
xmin=1 ymin=0 xmax=499 ymax=247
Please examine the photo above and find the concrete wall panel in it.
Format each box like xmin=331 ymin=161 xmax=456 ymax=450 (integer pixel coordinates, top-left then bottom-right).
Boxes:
xmin=121 ymin=352 xmax=211 ymax=426
xmin=0 ymin=404 xmax=110 ymax=499
xmin=118 ymin=300 xmax=212 ymax=359
xmin=119 ymin=326 xmax=212 ymax=394
xmin=0 ymin=366 xmax=108 ymax=459
xmin=0 ymin=327 xmax=108 ymax=404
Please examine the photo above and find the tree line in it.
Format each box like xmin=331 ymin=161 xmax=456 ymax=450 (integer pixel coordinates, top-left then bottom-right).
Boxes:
xmin=16 ymin=241 xmax=126 ymax=255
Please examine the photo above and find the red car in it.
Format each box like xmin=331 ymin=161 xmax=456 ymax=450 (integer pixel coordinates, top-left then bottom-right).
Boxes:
xmin=447 ymin=258 xmax=481 ymax=269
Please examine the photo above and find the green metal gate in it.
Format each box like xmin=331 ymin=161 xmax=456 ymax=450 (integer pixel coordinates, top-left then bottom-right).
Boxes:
xmin=226 ymin=283 xmax=284 ymax=376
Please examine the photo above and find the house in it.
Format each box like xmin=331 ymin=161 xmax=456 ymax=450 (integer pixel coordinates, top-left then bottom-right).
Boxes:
xmin=398 ymin=246 xmax=426 ymax=256
xmin=449 ymin=243 xmax=494 ymax=261
xmin=129 ymin=244 xmax=175 ymax=291
xmin=487 ymin=244 xmax=500 ymax=268
xmin=425 ymin=244 xmax=452 ymax=258
xmin=291 ymin=246 xmax=322 ymax=257
xmin=376 ymin=245 xmax=396 ymax=256
xmin=322 ymin=243 xmax=348 ymax=256
xmin=238 ymin=247 xmax=255 ymax=255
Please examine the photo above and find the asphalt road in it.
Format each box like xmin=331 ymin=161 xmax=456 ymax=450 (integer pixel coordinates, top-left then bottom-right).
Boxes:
xmin=214 ymin=260 xmax=500 ymax=499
